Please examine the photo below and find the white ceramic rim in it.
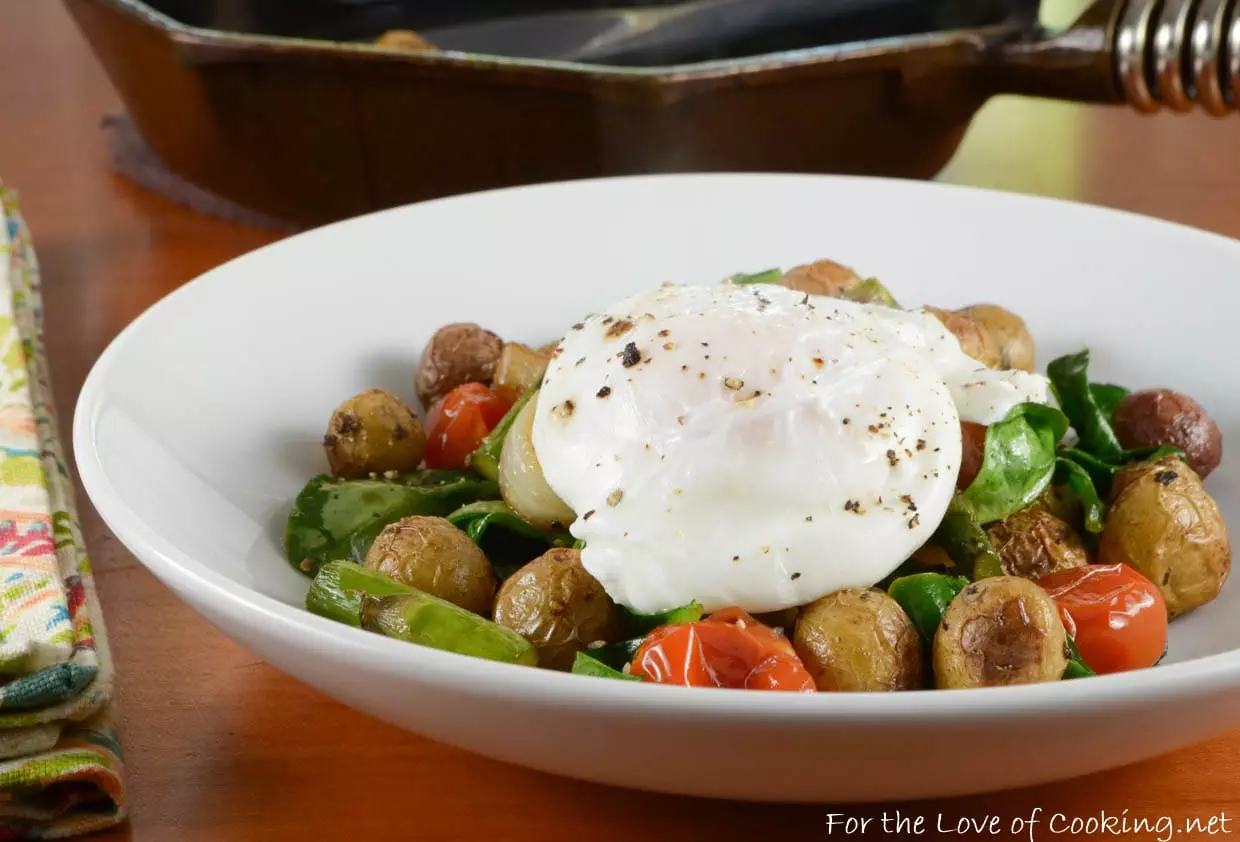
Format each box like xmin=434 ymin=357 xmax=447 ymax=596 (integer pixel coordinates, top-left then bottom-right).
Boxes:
xmin=73 ymin=173 xmax=1240 ymax=724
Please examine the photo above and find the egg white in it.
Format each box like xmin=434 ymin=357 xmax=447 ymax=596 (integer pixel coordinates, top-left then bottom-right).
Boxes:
xmin=532 ymin=284 xmax=1050 ymax=613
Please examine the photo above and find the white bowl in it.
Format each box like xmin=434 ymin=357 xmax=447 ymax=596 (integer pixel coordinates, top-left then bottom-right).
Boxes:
xmin=74 ymin=174 xmax=1240 ymax=802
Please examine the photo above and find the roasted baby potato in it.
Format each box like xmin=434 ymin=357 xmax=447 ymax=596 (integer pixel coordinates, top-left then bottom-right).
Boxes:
xmin=1112 ymin=389 xmax=1222 ymax=478
xmin=1098 ymin=456 xmax=1230 ymax=617
xmin=493 ymin=342 xmax=551 ymax=395
xmin=414 ymin=323 xmax=504 ymax=408
xmin=363 ymin=515 xmax=497 ymax=615
xmin=924 ymin=307 xmax=1001 ymax=369
xmin=493 ymin=548 xmax=622 ymax=670
xmin=323 ymin=389 xmax=426 ymax=479
xmin=374 ymin=29 xmax=438 ymax=51
xmin=985 ymin=508 xmax=1090 ymax=581
xmin=792 ymin=588 xmax=923 ymax=692
xmin=958 ymin=304 xmax=1035 ymax=372
xmin=933 ymin=577 xmax=1068 ymax=689
xmin=779 ymin=259 xmax=863 ymax=298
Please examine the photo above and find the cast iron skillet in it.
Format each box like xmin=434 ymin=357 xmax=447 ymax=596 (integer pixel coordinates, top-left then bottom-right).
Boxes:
xmin=65 ymin=0 xmax=1238 ymax=226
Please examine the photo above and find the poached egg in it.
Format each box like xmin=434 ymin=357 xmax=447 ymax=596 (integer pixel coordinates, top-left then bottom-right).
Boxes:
xmin=532 ymin=283 xmax=1050 ymax=614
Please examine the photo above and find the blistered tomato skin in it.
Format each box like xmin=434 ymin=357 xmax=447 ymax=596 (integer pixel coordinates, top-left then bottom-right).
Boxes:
xmin=1038 ymin=563 xmax=1169 ymax=675
xmin=630 ymin=608 xmax=816 ymax=692
xmin=425 ymin=383 xmax=513 ymax=469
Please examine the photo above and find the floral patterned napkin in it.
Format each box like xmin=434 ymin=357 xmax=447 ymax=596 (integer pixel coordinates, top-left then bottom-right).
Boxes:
xmin=0 ymin=186 xmax=126 ymax=838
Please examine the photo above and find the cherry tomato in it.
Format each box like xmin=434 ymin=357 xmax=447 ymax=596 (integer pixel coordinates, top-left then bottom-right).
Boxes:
xmin=1037 ymin=563 xmax=1168 ymax=675
xmin=630 ymin=607 xmax=816 ymax=692
xmin=424 ymin=383 xmax=513 ymax=469
xmin=958 ymin=421 xmax=987 ymax=490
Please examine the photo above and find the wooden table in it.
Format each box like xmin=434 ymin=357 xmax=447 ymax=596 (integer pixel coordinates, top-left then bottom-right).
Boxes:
xmin=3 ymin=3 xmax=1239 ymax=840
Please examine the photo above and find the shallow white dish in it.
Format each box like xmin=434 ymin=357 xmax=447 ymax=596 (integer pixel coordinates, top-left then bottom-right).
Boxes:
xmin=74 ymin=174 xmax=1240 ymax=802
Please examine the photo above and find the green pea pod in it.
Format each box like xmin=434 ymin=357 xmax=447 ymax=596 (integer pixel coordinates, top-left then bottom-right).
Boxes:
xmin=446 ymin=499 xmax=574 ymax=580
xmin=285 ymin=471 xmax=500 ymax=577
xmin=1047 ymin=350 xmax=1126 ymax=462
xmin=842 ymin=278 xmax=899 ymax=308
xmin=622 ymin=601 xmax=704 ymax=637
xmin=572 ymin=651 xmax=641 ymax=681
xmin=360 ymin=591 xmax=538 ymax=666
xmin=469 ymin=388 xmax=536 ymax=482
xmin=307 ymin=560 xmax=415 ymax=627
xmin=887 ymin=573 xmax=970 ymax=644
xmin=956 ymin=403 xmax=1069 ymax=524
xmin=931 ymin=506 xmax=1005 ymax=581
xmin=725 ymin=268 xmax=782 ymax=285
xmin=1053 ymin=457 xmax=1106 ymax=534
xmin=1063 ymin=637 xmax=1096 ymax=680
xmin=1089 ymin=383 xmax=1129 ymax=422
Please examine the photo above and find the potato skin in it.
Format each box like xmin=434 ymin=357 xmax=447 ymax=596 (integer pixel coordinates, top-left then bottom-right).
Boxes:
xmin=933 ymin=577 xmax=1068 ymax=689
xmin=779 ymin=260 xmax=863 ymax=298
xmin=986 ymin=508 xmax=1090 ymax=581
xmin=958 ymin=304 xmax=1035 ymax=372
xmin=363 ymin=515 xmax=497 ymax=615
xmin=374 ymin=29 xmax=437 ymax=50
xmin=1112 ymin=389 xmax=1222 ymax=478
xmin=924 ymin=307 xmax=1001 ymax=369
xmin=492 ymin=548 xmax=621 ymax=670
xmin=323 ymin=389 xmax=426 ymax=479
xmin=1098 ymin=456 xmax=1230 ymax=618
xmin=792 ymin=588 xmax=923 ymax=692
xmin=414 ymin=323 xmax=504 ymax=408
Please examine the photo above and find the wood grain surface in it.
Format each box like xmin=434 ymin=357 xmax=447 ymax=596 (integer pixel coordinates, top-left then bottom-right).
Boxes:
xmin=2 ymin=2 xmax=1238 ymax=840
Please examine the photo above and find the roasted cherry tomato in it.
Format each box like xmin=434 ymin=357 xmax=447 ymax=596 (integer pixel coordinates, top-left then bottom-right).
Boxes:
xmin=424 ymin=383 xmax=513 ymax=469
xmin=630 ymin=607 xmax=815 ymax=692
xmin=958 ymin=421 xmax=987 ymax=490
xmin=1037 ymin=563 xmax=1168 ymax=675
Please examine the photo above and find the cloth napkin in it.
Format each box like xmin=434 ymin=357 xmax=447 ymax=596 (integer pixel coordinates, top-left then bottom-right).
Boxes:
xmin=0 ymin=186 xmax=126 ymax=838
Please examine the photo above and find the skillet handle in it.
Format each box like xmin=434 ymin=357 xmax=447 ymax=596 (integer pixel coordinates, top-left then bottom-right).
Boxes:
xmin=992 ymin=0 xmax=1239 ymax=115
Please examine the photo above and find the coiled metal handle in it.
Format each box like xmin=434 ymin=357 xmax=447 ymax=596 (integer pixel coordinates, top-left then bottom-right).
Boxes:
xmin=1116 ymin=0 xmax=1240 ymax=114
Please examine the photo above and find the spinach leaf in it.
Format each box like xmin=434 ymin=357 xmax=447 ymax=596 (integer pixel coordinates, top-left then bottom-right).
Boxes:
xmin=1058 ymin=447 xmax=1119 ymax=494
xmin=725 ymin=268 xmax=782 ymax=285
xmin=1047 ymin=350 xmax=1125 ymax=462
xmin=572 ymin=651 xmax=641 ymax=681
xmin=622 ymin=601 xmax=704 ymax=636
xmin=1057 ymin=444 xmax=1185 ymax=501
xmin=1089 ymin=383 xmax=1128 ymax=422
xmin=956 ymin=403 xmax=1069 ymax=524
xmin=928 ymin=505 xmax=1005 ymax=580
xmin=842 ymin=278 xmax=899 ymax=308
xmin=285 ymin=471 xmax=500 ymax=577
xmin=887 ymin=573 xmax=970 ymax=644
xmin=468 ymin=388 xmax=535 ymax=482
xmin=585 ymin=637 xmax=644 ymax=671
xmin=446 ymin=500 xmax=574 ymax=580
xmin=1123 ymin=444 xmax=1186 ymax=465
xmin=1053 ymin=457 xmax=1106 ymax=534
xmin=1063 ymin=637 xmax=1096 ymax=680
